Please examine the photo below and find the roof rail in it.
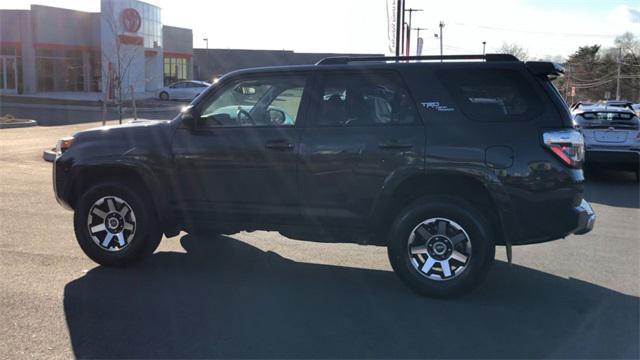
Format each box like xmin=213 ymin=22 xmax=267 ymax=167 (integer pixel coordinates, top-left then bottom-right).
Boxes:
xmin=315 ymin=53 xmax=519 ymax=65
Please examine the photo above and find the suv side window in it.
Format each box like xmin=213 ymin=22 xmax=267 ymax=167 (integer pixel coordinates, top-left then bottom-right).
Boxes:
xmin=199 ymin=75 xmax=307 ymax=127
xmin=438 ymin=69 xmax=543 ymax=122
xmin=316 ymin=72 xmax=419 ymax=126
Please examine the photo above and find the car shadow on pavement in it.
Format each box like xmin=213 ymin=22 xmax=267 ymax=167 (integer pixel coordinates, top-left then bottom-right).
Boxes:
xmin=64 ymin=234 xmax=639 ymax=359
xmin=584 ymin=169 xmax=639 ymax=209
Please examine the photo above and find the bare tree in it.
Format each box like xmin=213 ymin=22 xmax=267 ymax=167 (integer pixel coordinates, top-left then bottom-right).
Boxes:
xmin=101 ymin=2 xmax=141 ymax=124
xmin=615 ymin=31 xmax=640 ymax=57
xmin=496 ymin=42 xmax=529 ymax=61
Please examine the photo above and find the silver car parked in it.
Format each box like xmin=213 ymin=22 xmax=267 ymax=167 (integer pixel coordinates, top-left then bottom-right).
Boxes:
xmin=156 ymin=80 xmax=211 ymax=101
xmin=572 ymin=103 xmax=640 ymax=180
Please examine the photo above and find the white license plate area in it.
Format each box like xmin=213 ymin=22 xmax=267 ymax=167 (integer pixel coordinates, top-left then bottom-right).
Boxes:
xmin=594 ymin=131 xmax=627 ymax=143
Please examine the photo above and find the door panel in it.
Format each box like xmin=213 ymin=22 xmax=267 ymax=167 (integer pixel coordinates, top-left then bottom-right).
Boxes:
xmin=298 ymin=71 xmax=425 ymax=227
xmin=299 ymin=126 xmax=424 ymax=225
xmin=171 ymin=74 xmax=310 ymax=226
xmin=172 ymin=126 xmax=299 ymax=224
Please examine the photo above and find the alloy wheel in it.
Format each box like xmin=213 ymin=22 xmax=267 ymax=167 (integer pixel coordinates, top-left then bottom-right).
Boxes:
xmin=86 ymin=196 xmax=137 ymax=252
xmin=407 ymin=217 xmax=472 ymax=281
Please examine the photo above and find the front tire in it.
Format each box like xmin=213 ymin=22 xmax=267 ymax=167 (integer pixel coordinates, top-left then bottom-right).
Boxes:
xmin=73 ymin=181 xmax=162 ymax=267
xmin=159 ymin=91 xmax=169 ymax=101
xmin=387 ymin=196 xmax=495 ymax=297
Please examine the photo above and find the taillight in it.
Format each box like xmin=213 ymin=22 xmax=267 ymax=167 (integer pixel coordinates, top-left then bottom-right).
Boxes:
xmin=543 ymin=129 xmax=584 ymax=168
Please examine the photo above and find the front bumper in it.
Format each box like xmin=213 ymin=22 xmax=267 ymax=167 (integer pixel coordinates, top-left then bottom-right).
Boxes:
xmin=52 ymin=155 xmax=73 ymax=210
xmin=573 ymin=199 xmax=595 ymax=235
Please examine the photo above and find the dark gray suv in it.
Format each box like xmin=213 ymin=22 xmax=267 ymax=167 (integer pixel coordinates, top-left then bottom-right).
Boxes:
xmin=53 ymin=54 xmax=595 ymax=297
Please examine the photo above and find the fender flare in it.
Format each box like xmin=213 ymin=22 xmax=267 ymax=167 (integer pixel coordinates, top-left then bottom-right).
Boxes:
xmin=369 ymin=167 xmax=520 ymax=246
xmin=69 ymin=159 xmax=173 ymax=231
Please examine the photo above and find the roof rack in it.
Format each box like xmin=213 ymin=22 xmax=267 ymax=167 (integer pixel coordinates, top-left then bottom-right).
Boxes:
xmin=315 ymin=54 xmax=519 ymax=65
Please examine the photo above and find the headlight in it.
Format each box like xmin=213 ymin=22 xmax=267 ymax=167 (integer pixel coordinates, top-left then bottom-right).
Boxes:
xmin=56 ymin=136 xmax=74 ymax=154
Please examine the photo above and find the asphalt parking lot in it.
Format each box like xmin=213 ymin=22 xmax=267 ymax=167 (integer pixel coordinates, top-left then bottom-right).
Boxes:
xmin=1 ymin=123 xmax=638 ymax=359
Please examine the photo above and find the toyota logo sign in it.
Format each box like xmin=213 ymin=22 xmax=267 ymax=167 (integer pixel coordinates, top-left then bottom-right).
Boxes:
xmin=121 ymin=8 xmax=141 ymax=33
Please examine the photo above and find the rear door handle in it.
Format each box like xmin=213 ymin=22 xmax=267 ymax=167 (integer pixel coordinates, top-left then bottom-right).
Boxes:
xmin=378 ymin=141 xmax=413 ymax=150
xmin=265 ymin=141 xmax=294 ymax=151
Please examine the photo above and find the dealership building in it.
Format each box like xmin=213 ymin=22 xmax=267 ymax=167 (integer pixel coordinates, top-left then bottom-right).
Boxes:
xmin=0 ymin=0 xmax=193 ymax=97
xmin=0 ymin=0 xmax=382 ymax=99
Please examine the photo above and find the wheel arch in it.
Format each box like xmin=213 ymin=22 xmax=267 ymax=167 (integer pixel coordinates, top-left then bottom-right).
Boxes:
xmin=68 ymin=162 xmax=176 ymax=236
xmin=370 ymin=171 xmax=515 ymax=246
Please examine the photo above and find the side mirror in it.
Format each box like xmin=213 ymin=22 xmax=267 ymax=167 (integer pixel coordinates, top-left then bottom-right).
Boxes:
xmin=181 ymin=106 xmax=198 ymax=128
xmin=235 ymin=86 xmax=256 ymax=95
xmin=268 ymin=108 xmax=287 ymax=125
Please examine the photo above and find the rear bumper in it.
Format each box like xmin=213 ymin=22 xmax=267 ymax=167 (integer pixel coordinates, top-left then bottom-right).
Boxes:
xmin=586 ymin=149 xmax=640 ymax=169
xmin=573 ymin=199 xmax=595 ymax=235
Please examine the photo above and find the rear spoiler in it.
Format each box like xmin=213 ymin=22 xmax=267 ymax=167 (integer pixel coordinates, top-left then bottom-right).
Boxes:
xmin=526 ymin=61 xmax=565 ymax=78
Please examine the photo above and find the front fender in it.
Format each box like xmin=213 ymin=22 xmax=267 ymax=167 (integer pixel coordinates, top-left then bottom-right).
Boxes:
xmin=76 ymin=159 xmax=172 ymax=223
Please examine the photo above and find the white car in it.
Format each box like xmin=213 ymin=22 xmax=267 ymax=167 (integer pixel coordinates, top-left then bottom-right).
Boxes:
xmin=156 ymin=80 xmax=210 ymax=101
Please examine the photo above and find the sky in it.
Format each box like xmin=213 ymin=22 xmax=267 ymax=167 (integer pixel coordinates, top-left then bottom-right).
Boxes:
xmin=3 ymin=0 xmax=640 ymax=59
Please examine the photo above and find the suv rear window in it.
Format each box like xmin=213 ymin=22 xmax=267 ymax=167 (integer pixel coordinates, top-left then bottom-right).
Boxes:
xmin=438 ymin=69 xmax=543 ymax=122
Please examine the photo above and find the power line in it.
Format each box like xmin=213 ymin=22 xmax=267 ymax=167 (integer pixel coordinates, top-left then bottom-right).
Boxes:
xmin=568 ymin=75 xmax=640 ymax=89
xmin=569 ymin=72 xmax=618 ymax=83
xmin=452 ymin=22 xmax=617 ymax=38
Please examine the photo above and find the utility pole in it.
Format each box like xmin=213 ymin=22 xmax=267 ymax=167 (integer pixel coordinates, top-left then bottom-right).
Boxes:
xmin=395 ymin=0 xmax=403 ymax=57
xmin=565 ymin=63 xmax=571 ymax=101
xmin=414 ymin=27 xmax=428 ymax=40
xmin=203 ymin=37 xmax=209 ymax=49
xmin=616 ymin=47 xmax=622 ymax=101
xmin=439 ymin=21 xmax=445 ymax=59
xmin=404 ymin=8 xmax=423 ymax=55
xmin=482 ymin=41 xmax=486 ymax=55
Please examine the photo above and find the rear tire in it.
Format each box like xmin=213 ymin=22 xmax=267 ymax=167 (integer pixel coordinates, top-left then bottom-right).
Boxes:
xmin=387 ymin=196 xmax=495 ymax=297
xmin=73 ymin=181 xmax=162 ymax=267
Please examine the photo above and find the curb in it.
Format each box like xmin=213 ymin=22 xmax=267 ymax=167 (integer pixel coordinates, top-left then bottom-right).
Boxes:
xmin=42 ymin=149 xmax=57 ymax=162
xmin=2 ymin=102 xmax=182 ymax=113
xmin=0 ymin=119 xmax=38 ymax=129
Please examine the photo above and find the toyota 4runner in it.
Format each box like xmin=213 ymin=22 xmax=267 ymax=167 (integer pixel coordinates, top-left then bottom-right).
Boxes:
xmin=53 ymin=54 xmax=595 ymax=297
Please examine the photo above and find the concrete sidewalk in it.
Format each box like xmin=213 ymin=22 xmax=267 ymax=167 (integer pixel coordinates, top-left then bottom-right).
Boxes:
xmin=0 ymin=90 xmax=159 ymax=102
xmin=1 ymin=101 xmax=183 ymax=113
xmin=0 ymin=103 xmax=180 ymax=126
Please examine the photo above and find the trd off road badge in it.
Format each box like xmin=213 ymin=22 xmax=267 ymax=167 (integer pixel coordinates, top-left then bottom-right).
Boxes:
xmin=421 ymin=101 xmax=455 ymax=112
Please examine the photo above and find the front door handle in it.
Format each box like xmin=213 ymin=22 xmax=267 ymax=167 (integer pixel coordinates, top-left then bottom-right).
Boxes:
xmin=265 ymin=141 xmax=294 ymax=151
xmin=378 ymin=141 xmax=413 ymax=150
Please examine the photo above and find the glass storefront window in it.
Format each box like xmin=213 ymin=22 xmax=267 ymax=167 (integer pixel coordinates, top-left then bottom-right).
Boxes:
xmin=163 ymin=57 xmax=187 ymax=85
xmin=0 ymin=46 xmax=17 ymax=56
xmin=138 ymin=2 xmax=162 ymax=48
xmin=0 ymin=45 xmax=20 ymax=92
xmin=89 ymin=51 xmax=101 ymax=92
xmin=36 ymin=49 xmax=85 ymax=92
